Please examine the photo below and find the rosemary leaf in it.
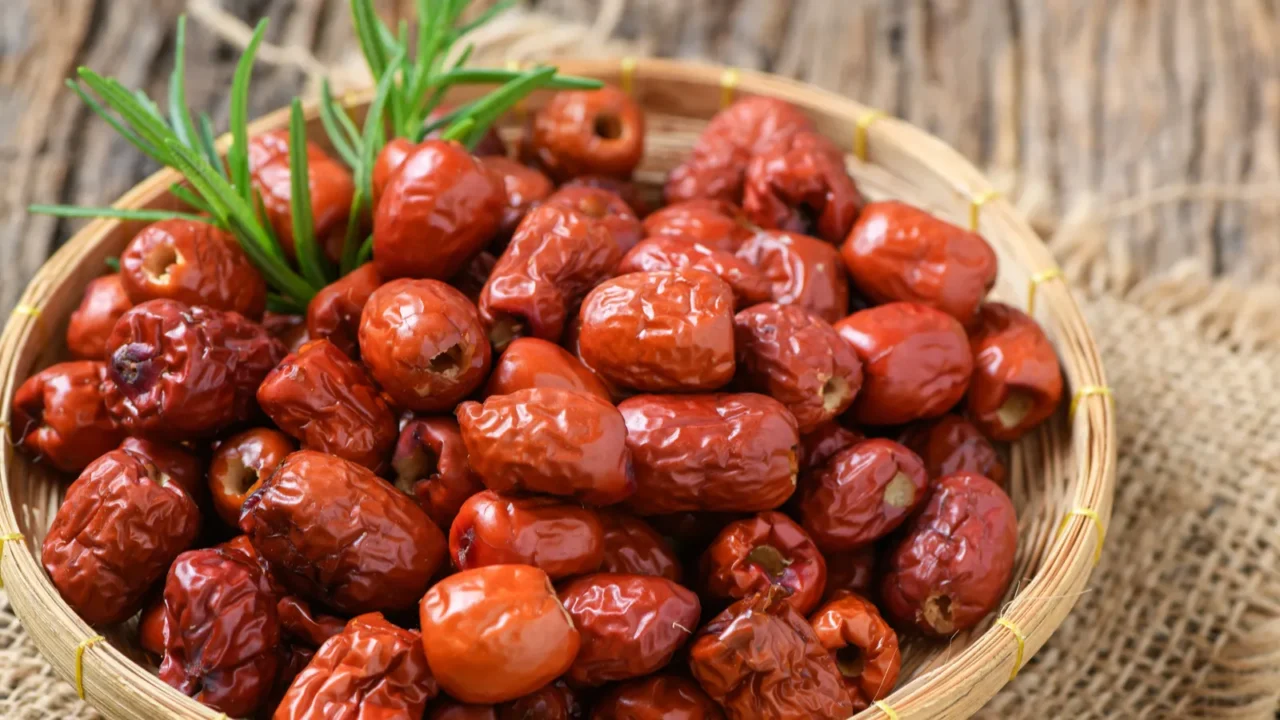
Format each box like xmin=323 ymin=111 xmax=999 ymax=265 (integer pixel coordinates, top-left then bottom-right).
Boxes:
xmin=27 ymin=205 xmax=209 ymax=224
xmin=288 ymin=99 xmax=330 ymax=289
xmin=318 ymin=81 xmax=359 ymax=168
xmin=168 ymin=184 xmax=215 ymax=216
xmin=266 ymin=293 xmax=306 ymax=315
xmin=229 ymin=19 xmax=269 ymax=206
xmin=168 ymin=16 xmax=200 ymax=151
xmin=197 ymin=113 xmax=228 ymax=179
xmin=65 ymin=80 xmax=163 ymax=164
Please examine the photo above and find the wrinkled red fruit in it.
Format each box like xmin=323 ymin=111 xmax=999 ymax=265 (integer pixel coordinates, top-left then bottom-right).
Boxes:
xmin=11 ymin=361 xmax=124 ymax=472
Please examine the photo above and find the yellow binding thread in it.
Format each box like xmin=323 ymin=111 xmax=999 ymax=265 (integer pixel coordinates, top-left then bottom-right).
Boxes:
xmin=719 ymin=68 xmax=740 ymax=109
xmin=1026 ymin=268 xmax=1065 ymax=316
xmin=968 ymin=189 xmax=1001 ymax=232
xmin=619 ymin=57 xmax=637 ymax=95
xmin=12 ymin=304 xmax=41 ymax=325
xmin=0 ymin=533 xmax=23 ymax=589
xmin=1069 ymin=385 xmax=1113 ymax=421
xmin=1056 ymin=507 xmax=1106 ymax=565
xmin=874 ymin=700 xmax=900 ymax=720
xmin=995 ymin=617 xmax=1026 ymax=681
xmin=853 ymin=109 xmax=886 ymax=162
xmin=75 ymin=635 xmax=106 ymax=700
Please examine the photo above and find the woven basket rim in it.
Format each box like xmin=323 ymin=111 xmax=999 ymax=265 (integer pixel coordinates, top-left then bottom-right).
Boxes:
xmin=0 ymin=57 xmax=1116 ymax=720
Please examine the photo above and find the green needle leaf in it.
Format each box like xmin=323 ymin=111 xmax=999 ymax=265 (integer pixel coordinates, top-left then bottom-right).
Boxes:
xmin=266 ymin=293 xmax=306 ymax=315
xmin=197 ymin=113 xmax=228 ymax=179
xmin=65 ymin=80 xmax=163 ymax=164
xmin=230 ymin=19 xmax=269 ymax=206
xmin=168 ymin=184 xmax=215 ymax=216
xmin=168 ymin=16 xmax=200 ymax=151
xmin=318 ymin=81 xmax=359 ymax=167
xmin=288 ymin=99 xmax=330 ymax=288
xmin=28 ymin=205 xmax=209 ymax=224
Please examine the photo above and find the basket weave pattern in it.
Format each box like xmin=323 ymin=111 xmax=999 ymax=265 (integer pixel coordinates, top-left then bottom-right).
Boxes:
xmin=0 ymin=59 xmax=1115 ymax=719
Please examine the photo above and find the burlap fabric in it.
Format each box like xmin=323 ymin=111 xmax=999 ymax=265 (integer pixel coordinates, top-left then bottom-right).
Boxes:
xmin=3 ymin=4 xmax=1280 ymax=719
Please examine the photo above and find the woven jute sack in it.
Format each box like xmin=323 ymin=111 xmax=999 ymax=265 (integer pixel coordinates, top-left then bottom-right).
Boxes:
xmin=1 ymin=290 xmax=1276 ymax=719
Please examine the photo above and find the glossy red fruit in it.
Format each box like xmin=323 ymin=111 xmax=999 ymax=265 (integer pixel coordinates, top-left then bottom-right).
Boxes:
xmin=701 ymin=511 xmax=827 ymax=615
xmin=842 ymin=201 xmax=998 ymax=324
xmin=207 ymin=428 xmax=295 ymax=526
xmin=880 ymin=473 xmax=1018 ymax=636
xmin=643 ymin=199 xmax=755 ymax=252
xmin=66 ymin=274 xmax=133 ymax=359
xmin=808 ymin=592 xmax=900 ymax=712
xmin=618 ymin=237 xmax=771 ymax=309
xmin=481 ymin=156 xmax=555 ymax=242
xmin=743 ymin=130 xmax=863 ymax=243
xmin=897 ymin=414 xmax=1007 ymax=486
xmin=360 ymin=278 xmax=492 ymax=412
xmin=797 ymin=439 xmax=930 ymax=551
xmin=545 ymin=185 xmax=645 ymax=254
xmin=305 ymin=262 xmax=380 ymax=358
xmin=734 ymin=230 xmax=849 ymax=324
xmin=524 ymin=86 xmax=645 ymax=182
xmin=590 ymin=675 xmax=726 ymax=720
xmin=391 ymin=416 xmax=482 ymax=529
xmin=250 ymin=129 xmax=355 ymax=262
xmin=834 ymin=302 xmax=973 ymax=425
xmin=11 ymin=361 xmax=123 ymax=472
xmin=450 ymin=491 xmax=605 ymax=580
xmin=120 ymin=219 xmax=267 ymax=319
xmin=374 ymin=139 xmax=505 ymax=280
xmin=484 ymin=336 xmax=611 ymax=401
xmin=967 ymin=302 xmax=1064 ymax=440
xmin=419 ymin=565 xmax=581 ymax=704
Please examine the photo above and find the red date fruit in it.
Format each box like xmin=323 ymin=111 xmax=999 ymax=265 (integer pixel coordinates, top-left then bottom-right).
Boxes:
xmin=450 ymin=491 xmax=605 ymax=580
xmin=479 ymin=204 xmax=621 ymax=349
xmin=798 ymin=439 xmax=929 ymax=551
xmin=11 ymin=361 xmax=123 ymax=472
xmin=160 ymin=547 xmax=280 ymax=717
xmin=808 ymin=592 xmax=900 ymax=712
xmin=545 ymin=185 xmax=644 ymax=254
xmin=834 ymin=302 xmax=973 ymax=425
xmin=618 ymin=237 xmax=771 ymax=309
xmin=502 ymin=681 xmax=584 ymax=720
xmin=842 ymin=201 xmax=998 ymax=324
xmin=798 ymin=422 xmax=865 ymax=473
xmin=263 ymin=311 xmax=310 ymax=353
xmin=563 ymin=175 xmax=651 ymax=216
xmin=734 ymin=303 xmax=863 ymax=432
xmin=305 ymin=262 xmax=380 ymax=358
xmin=42 ymin=448 xmax=200 ymax=625
xmin=240 ymin=450 xmax=446 ymax=615
xmin=578 ymin=270 xmax=736 ymax=392
xmin=119 ymin=437 xmax=204 ymax=499
xmin=485 ymin=336 xmax=611 ymax=401
xmin=457 ymin=387 xmax=634 ymax=506
xmin=822 ymin=546 xmax=878 ymax=602
xmin=392 ymin=416 xmax=482 ymax=529
xmin=452 ymin=250 xmax=499 ymax=304
xmin=643 ymin=199 xmax=755 ymax=252
xmin=103 ymin=299 xmax=285 ymax=439
xmin=66 ymin=273 xmax=133 ymax=359
xmin=689 ymin=588 xmax=852 ymax=720
xmin=420 ymin=564 xmax=581 ymax=703
xmin=967 ymin=302 xmax=1064 ymax=440
xmin=481 ymin=156 xmax=555 ymax=241
xmin=701 ymin=511 xmax=827 ymax=615
xmin=208 ymin=428 xmax=295 ymax=526
xmin=360 ymin=278 xmax=492 ymax=412
xmin=274 ymin=613 xmax=439 ymax=720
xmin=599 ymin=511 xmax=682 ymax=581
xmin=880 ymin=473 xmax=1017 ymax=636
xmin=619 ymin=393 xmax=799 ymax=515
xmin=250 ymin=130 xmax=356 ymax=262
xmin=524 ymin=87 xmax=645 ymax=182
xmin=743 ymin=130 xmax=863 ymax=243
xmin=258 ymin=339 xmax=397 ymax=472
xmin=430 ymin=703 xmax=499 ymax=720
xmin=559 ymin=573 xmax=701 ymax=686
xmin=218 ymin=535 xmax=346 ymax=649
xmin=734 ymin=230 xmax=848 ymax=324
xmin=898 ymin=414 xmax=1007 ymax=486
xmin=374 ymin=139 xmax=505 ymax=280
xmin=591 ymin=675 xmax=726 ymax=720
xmin=120 ymin=219 xmax=267 ymax=319
xmin=139 ymin=593 xmax=168 ymax=656
xmin=665 ymin=96 xmax=813 ymax=205
xmin=372 ymin=137 xmax=416 ymax=211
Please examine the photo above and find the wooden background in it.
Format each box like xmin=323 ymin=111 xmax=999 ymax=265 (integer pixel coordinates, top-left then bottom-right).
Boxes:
xmin=4 ymin=0 xmax=1280 ymax=320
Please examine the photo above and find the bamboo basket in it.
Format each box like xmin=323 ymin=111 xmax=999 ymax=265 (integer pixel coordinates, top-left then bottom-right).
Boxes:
xmin=0 ymin=58 xmax=1115 ymax=719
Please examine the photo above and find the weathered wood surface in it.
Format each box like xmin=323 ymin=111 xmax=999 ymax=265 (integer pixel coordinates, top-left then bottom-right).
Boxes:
xmin=4 ymin=0 xmax=1280 ymax=321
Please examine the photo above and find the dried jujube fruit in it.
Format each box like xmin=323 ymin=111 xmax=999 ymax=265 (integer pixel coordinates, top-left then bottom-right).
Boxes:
xmin=590 ymin=675 xmax=725 ymax=720
xmin=545 ymin=185 xmax=645 ymax=254
xmin=742 ymin=129 xmax=863 ymax=243
xmin=618 ymin=237 xmax=771 ymax=309
xmin=250 ymin=129 xmax=356 ymax=262
xmin=880 ymin=472 xmax=1018 ymax=636
xmin=967 ymin=302 xmax=1064 ymax=440
xmin=207 ymin=428 xmax=295 ymax=526
xmin=599 ymin=511 xmax=683 ymax=581
xmin=392 ymin=416 xmax=482 ymax=529
xmin=524 ymin=86 xmax=645 ymax=182
xmin=898 ymin=414 xmax=1007 ymax=486
xmin=797 ymin=439 xmax=930 ymax=551
xmin=11 ymin=360 xmax=124 ymax=472
xmin=450 ymin=491 xmax=606 ymax=580
xmin=734 ymin=230 xmax=849 ymax=324
xmin=808 ymin=592 xmax=900 ymax=712
xmin=484 ymin=336 xmax=611 ymax=401
xmin=120 ymin=219 xmax=267 ymax=319
xmin=66 ymin=273 xmax=132 ymax=360
xmin=305 ymin=262 xmax=380 ymax=359
xmin=700 ymin=511 xmax=828 ymax=615
xmin=643 ymin=199 xmax=755 ymax=252
xmin=481 ymin=156 xmax=554 ymax=242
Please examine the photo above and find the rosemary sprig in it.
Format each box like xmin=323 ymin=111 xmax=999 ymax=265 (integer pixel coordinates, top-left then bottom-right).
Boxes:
xmin=29 ymin=17 xmax=325 ymax=307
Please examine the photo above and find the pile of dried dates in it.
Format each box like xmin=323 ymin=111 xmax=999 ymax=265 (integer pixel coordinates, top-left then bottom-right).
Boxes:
xmin=14 ymin=85 xmax=1061 ymax=719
